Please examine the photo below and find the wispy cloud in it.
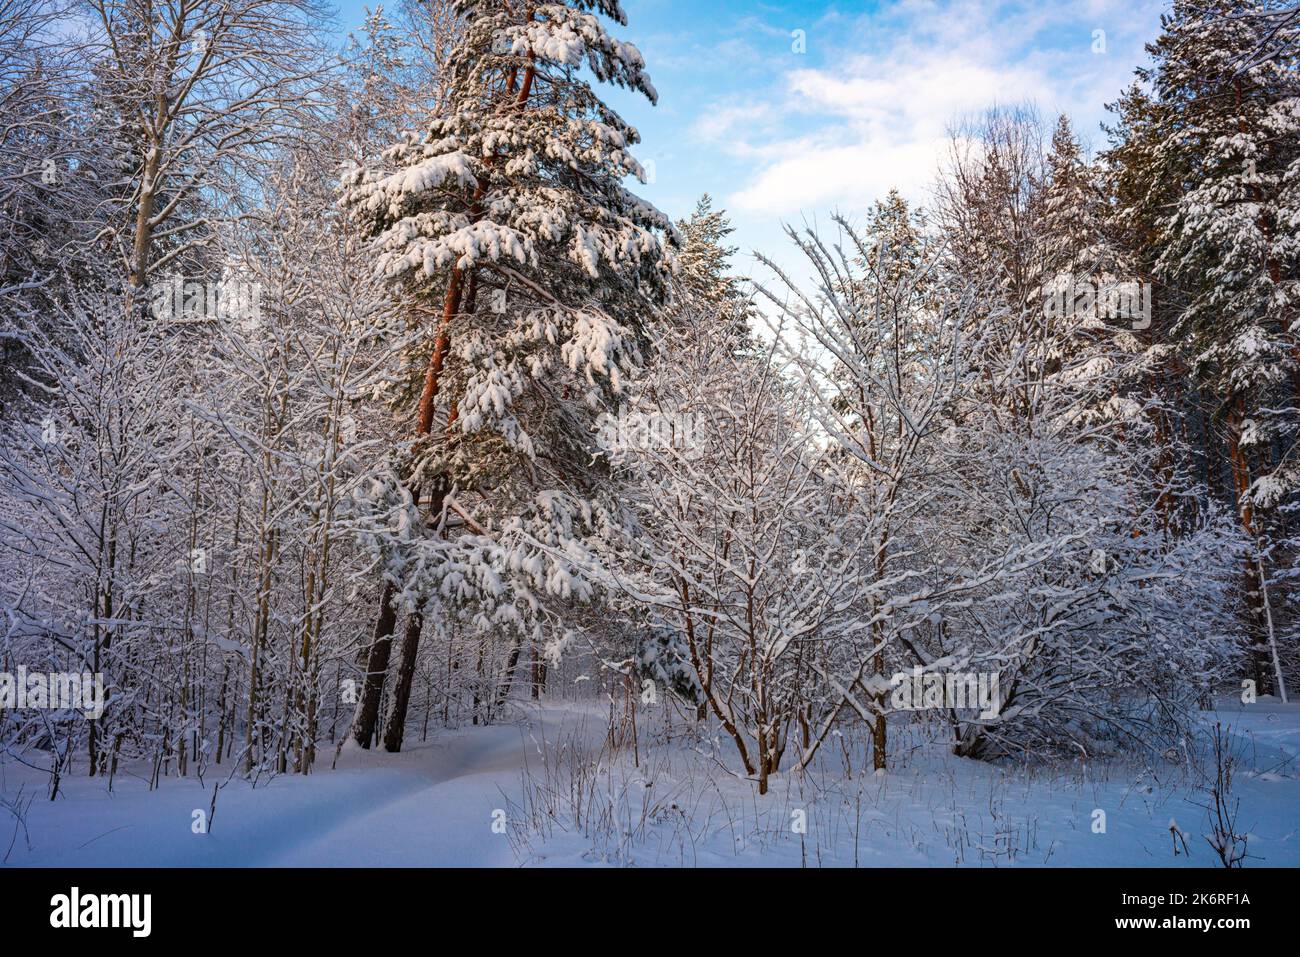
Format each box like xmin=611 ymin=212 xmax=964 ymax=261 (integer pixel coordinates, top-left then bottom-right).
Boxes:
xmin=690 ymin=0 xmax=1165 ymax=217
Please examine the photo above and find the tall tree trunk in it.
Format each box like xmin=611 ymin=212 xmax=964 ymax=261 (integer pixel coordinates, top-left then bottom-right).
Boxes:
xmin=379 ymin=274 xmax=474 ymax=751
xmin=353 ymin=581 xmax=398 ymax=748
xmin=353 ymin=272 xmax=465 ymax=748
xmin=493 ymin=637 xmax=523 ymax=714
xmin=1226 ymin=396 xmax=1274 ymax=695
xmin=382 ymin=612 xmax=425 ymax=752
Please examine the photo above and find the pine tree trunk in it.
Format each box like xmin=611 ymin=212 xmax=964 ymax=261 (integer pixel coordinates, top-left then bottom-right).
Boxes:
xmin=379 ymin=270 xmax=478 ymax=748
xmin=353 ymin=581 xmax=398 ymax=748
xmin=494 ymin=638 xmax=524 ymax=713
xmin=382 ymin=611 xmax=424 ymax=752
xmin=355 ymin=270 xmax=465 ymax=747
xmin=1226 ymin=396 xmax=1274 ymax=695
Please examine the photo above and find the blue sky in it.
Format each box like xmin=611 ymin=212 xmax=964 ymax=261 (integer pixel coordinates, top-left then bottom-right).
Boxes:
xmin=332 ymin=0 xmax=1168 ymax=282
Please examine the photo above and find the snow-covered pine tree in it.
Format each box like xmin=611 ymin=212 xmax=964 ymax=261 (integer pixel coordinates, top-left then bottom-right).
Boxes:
xmin=857 ymin=190 xmax=931 ymax=290
xmin=1040 ymin=116 xmax=1113 ymax=276
xmin=673 ymin=195 xmax=738 ymax=306
xmin=1038 ymin=115 xmax=1197 ymax=550
xmin=1036 ymin=115 xmax=1150 ymax=433
xmin=1110 ymin=0 xmax=1299 ymax=696
xmin=340 ymin=0 xmax=675 ymax=750
xmin=670 ymin=194 xmax=753 ymax=348
xmin=1102 ymin=82 xmax=1224 ymax=535
xmin=828 ymin=190 xmax=937 ymax=405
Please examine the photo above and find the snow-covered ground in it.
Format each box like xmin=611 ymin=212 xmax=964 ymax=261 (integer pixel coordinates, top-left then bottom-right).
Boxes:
xmin=2 ymin=697 xmax=1296 ymax=867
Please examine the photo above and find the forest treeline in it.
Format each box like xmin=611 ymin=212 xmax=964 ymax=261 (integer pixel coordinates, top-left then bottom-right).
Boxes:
xmin=0 ymin=0 xmax=1296 ymax=795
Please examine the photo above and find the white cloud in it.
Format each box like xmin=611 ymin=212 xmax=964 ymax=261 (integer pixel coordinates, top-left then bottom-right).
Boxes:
xmin=690 ymin=101 xmax=777 ymax=147
xmin=701 ymin=0 xmax=1164 ymax=217
xmin=730 ymin=138 xmax=946 ymax=216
